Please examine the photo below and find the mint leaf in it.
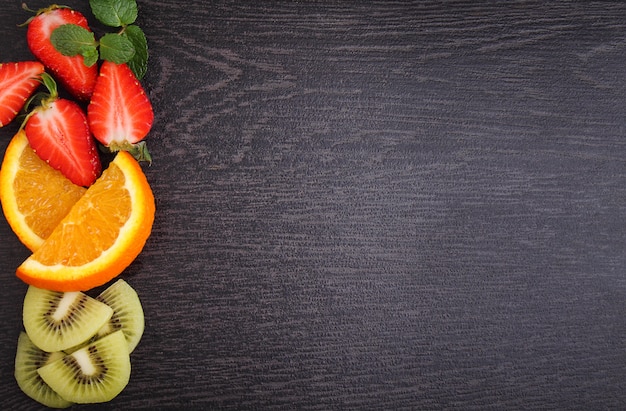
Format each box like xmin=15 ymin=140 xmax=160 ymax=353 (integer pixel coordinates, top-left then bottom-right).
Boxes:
xmin=99 ymin=33 xmax=135 ymax=64
xmin=89 ymin=0 xmax=138 ymax=27
xmin=123 ymin=25 xmax=148 ymax=79
xmin=51 ymin=24 xmax=98 ymax=67
xmin=82 ymin=48 xmax=100 ymax=67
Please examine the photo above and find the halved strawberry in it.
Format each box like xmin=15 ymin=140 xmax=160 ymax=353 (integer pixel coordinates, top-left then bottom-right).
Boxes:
xmin=25 ymin=5 xmax=97 ymax=101
xmin=88 ymin=61 xmax=154 ymax=157
xmin=23 ymin=73 xmax=101 ymax=187
xmin=0 ymin=61 xmax=44 ymax=127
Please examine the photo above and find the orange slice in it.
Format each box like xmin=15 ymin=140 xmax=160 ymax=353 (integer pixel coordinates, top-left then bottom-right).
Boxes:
xmin=16 ymin=150 xmax=155 ymax=292
xmin=0 ymin=130 xmax=86 ymax=251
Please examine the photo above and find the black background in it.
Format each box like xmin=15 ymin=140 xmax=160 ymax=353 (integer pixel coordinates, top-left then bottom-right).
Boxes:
xmin=1 ymin=1 xmax=625 ymax=409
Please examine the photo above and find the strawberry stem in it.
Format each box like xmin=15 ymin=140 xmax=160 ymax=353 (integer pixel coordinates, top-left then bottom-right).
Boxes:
xmin=19 ymin=4 xmax=70 ymax=26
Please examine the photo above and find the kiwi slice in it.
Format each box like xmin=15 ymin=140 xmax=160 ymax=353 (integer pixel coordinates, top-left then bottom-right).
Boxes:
xmin=38 ymin=330 xmax=131 ymax=404
xmin=14 ymin=332 xmax=74 ymax=409
xmin=95 ymin=279 xmax=145 ymax=353
xmin=23 ymin=286 xmax=114 ymax=353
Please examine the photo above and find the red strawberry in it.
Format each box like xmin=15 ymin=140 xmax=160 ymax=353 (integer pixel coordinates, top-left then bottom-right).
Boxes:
xmin=26 ymin=5 xmax=97 ymax=101
xmin=88 ymin=61 xmax=154 ymax=152
xmin=0 ymin=61 xmax=44 ymax=127
xmin=24 ymin=73 xmax=101 ymax=187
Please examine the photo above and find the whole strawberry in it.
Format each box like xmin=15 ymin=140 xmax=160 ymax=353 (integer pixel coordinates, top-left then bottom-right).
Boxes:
xmin=23 ymin=73 xmax=101 ymax=187
xmin=0 ymin=61 xmax=44 ymax=127
xmin=25 ymin=5 xmax=98 ymax=101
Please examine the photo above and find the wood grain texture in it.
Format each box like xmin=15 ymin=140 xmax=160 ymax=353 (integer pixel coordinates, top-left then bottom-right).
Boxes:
xmin=1 ymin=1 xmax=626 ymax=409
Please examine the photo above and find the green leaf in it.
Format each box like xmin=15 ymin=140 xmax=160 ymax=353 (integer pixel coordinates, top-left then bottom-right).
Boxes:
xmin=39 ymin=72 xmax=58 ymax=98
xmin=83 ymin=48 xmax=100 ymax=67
xmin=89 ymin=0 xmax=138 ymax=27
xmin=129 ymin=141 xmax=152 ymax=164
xmin=99 ymin=33 xmax=136 ymax=64
xmin=106 ymin=141 xmax=152 ymax=164
xmin=51 ymin=24 xmax=98 ymax=66
xmin=123 ymin=25 xmax=148 ymax=79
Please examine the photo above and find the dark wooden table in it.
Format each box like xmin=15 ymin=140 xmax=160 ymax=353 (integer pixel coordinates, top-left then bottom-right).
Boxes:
xmin=1 ymin=1 xmax=625 ymax=409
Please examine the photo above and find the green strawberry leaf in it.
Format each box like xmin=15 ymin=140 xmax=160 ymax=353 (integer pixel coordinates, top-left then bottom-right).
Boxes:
xmin=128 ymin=141 xmax=152 ymax=164
xmin=39 ymin=72 xmax=58 ymax=98
xmin=50 ymin=24 xmax=98 ymax=67
xmin=89 ymin=0 xmax=138 ymax=27
xmin=99 ymin=33 xmax=136 ymax=64
xmin=123 ymin=25 xmax=148 ymax=79
xmin=105 ymin=141 xmax=152 ymax=164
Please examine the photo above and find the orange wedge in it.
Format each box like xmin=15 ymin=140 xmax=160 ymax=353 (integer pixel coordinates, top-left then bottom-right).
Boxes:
xmin=16 ymin=150 xmax=155 ymax=292
xmin=0 ymin=130 xmax=86 ymax=251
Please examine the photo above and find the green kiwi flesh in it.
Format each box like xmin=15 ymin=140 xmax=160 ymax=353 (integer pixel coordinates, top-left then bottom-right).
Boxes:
xmin=23 ymin=286 xmax=114 ymax=353
xmin=14 ymin=332 xmax=74 ymax=409
xmin=95 ymin=279 xmax=145 ymax=353
xmin=37 ymin=330 xmax=131 ymax=404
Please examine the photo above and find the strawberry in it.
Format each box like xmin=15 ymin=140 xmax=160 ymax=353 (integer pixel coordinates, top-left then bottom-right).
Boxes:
xmin=88 ymin=61 xmax=154 ymax=158
xmin=0 ymin=61 xmax=44 ymax=127
xmin=23 ymin=73 xmax=101 ymax=187
xmin=25 ymin=5 xmax=97 ymax=101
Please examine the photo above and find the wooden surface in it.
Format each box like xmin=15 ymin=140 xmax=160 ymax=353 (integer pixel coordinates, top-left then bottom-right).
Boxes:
xmin=1 ymin=1 xmax=626 ymax=409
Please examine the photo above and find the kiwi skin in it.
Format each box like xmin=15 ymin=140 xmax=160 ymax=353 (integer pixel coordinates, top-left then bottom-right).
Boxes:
xmin=95 ymin=279 xmax=145 ymax=353
xmin=14 ymin=332 xmax=74 ymax=409
xmin=37 ymin=330 xmax=131 ymax=404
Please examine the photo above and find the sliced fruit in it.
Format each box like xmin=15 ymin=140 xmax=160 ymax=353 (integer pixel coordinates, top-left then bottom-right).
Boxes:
xmin=23 ymin=286 xmax=113 ymax=353
xmin=0 ymin=130 xmax=86 ymax=251
xmin=38 ymin=330 xmax=131 ymax=404
xmin=15 ymin=332 xmax=74 ymax=409
xmin=24 ymin=73 xmax=102 ymax=187
xmin=88 ymin=61 xmax=154 ymax=150
xmin=26 ymin=5 xmax=98 ymax=101
xmin=16 ymin=151 xmax=155 ymax=292
xmin=0 ymin=61 xmax=44 ymax=127
xmin=95 ymin=279 xmax=145 ymax=353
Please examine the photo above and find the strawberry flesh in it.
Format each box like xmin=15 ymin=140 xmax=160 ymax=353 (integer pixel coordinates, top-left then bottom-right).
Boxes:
xmin=88 ymin=61 xmax=154 ymax=147
xmin=26 ymin=7 xmax=98 ymax=101
xmin=0 ymin=61 xmax=44 ymax=127
xmin=25 ymin=99 xmax=101 ymax=187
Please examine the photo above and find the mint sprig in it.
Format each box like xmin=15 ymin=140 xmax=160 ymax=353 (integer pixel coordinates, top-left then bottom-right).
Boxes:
xmin=50 ymin=0 xmax=148 ymax=79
